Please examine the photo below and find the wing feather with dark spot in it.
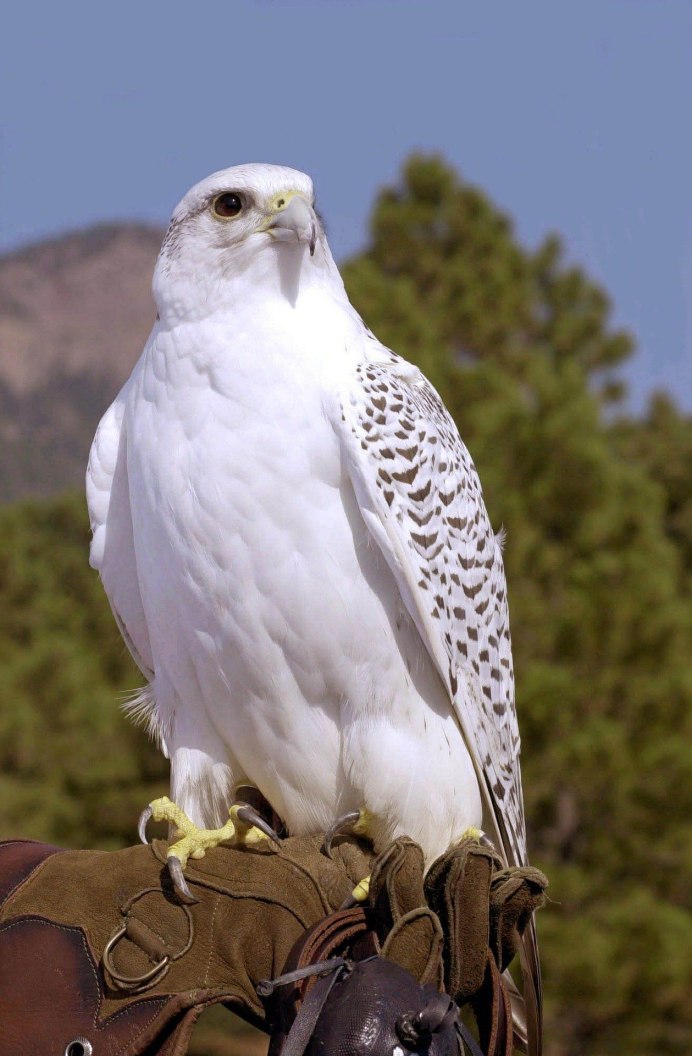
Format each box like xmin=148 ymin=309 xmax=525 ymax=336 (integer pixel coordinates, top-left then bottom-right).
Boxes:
xmin=337 ymin=352 xmax=526 ymax=866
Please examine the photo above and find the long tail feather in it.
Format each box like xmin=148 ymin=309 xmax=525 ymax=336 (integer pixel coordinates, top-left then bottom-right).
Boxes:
xmin=518 ymin=917 xmax=542 ymax=1056
xmin=503 ymin=970 xmax=528 ymax=1051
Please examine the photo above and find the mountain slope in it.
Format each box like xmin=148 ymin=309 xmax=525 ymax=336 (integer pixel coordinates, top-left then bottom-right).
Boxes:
xmin=0 ymin=224 xmax=162 ymax=502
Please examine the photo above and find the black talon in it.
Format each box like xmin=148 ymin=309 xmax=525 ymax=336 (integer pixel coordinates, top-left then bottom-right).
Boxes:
xmin=236 ymin=804 xmax=282 ymax=845
xmin=138 ymin=805 xmax=153 ymax=845
xmin=167 ymin=856 xmax=199 ymax=904
xmin=322 ymin=809 xmax=363 ymax=859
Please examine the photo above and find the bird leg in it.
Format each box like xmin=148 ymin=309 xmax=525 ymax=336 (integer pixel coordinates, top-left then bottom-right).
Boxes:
xmin=139 ymin=792 xmax=282 ymax=903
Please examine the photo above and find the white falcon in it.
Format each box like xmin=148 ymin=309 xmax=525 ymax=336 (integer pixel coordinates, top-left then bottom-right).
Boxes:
xmin=87 ymin=163 xmax=539 ymax=1043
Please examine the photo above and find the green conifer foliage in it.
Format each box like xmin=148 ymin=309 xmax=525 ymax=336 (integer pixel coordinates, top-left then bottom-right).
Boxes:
xmin=0 ymin=494 xmax=166 ymax=847
xmin=614 ymin=393 xmax=692 ymax=588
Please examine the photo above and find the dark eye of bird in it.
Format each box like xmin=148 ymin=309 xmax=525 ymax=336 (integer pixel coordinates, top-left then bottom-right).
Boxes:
xmin=213 ymin=192 xmax=243 ymax=218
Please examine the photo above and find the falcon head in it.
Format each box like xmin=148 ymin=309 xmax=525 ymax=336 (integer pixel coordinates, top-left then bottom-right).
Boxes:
xmin=155 ymin=164 xmax=324 ymax=301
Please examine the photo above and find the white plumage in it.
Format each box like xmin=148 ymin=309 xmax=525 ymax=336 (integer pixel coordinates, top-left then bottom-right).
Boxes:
xmin=87 ymin=163 xmax=526 ymax=869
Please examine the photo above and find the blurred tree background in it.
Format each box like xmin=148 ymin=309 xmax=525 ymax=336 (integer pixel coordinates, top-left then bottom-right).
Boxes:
xmin=0 ymin=156 xmax=690 ymax=1056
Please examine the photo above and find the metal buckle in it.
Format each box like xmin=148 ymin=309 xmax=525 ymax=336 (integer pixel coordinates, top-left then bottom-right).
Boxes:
xmin=102 ymin=923 xmax=170 ymax=991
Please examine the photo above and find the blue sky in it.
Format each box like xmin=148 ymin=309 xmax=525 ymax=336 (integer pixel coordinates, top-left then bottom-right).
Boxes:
xmin=2 ymin=0 xmax=690 ymax=410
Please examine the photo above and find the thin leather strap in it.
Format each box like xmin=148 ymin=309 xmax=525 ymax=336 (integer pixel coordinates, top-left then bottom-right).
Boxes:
xmin=279 ymin=966 xmax=346 ymax=1056
xmin=456 ymin=1020 xmax=486 ymax=1056
xmin=257 ymin=957 xmax=348 ymax=997
xmin=470 ymin=952 xmax=514 ymax=1056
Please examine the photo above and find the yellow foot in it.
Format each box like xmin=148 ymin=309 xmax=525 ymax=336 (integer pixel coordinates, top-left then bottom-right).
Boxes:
xmin=346 ymin=827 xmax=484 ymax=907
xmin=138 ymin=794 xmax=280 ymax=903
xmin=351 ymin=874 xmax=371 ymax=903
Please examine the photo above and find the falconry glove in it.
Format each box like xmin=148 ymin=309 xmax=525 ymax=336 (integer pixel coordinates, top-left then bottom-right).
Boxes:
xmin=0 ymin=834 xmax=546 ymax=1056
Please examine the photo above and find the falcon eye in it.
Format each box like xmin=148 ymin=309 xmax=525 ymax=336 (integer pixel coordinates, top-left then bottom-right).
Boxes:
xmin=212 ymin=192 xmax=243 ymax=219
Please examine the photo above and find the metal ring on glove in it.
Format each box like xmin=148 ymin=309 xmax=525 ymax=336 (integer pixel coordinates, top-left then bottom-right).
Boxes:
xmin=102 ymin=923 xmax=170 ymax=991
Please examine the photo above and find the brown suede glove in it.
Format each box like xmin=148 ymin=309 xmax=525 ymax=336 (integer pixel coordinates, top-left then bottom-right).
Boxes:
xmin=489 ymin=864 xmax=549 ymax=973
xmin=424 ymin=838 xmax=548 ymax=1006
xmin=0 ymin=836 xmax=372 ymax=1056
xmin=366 ymin=837 xmax=444 ymax=990
xmin=0 ymin=834 xmax=547 ymax=1056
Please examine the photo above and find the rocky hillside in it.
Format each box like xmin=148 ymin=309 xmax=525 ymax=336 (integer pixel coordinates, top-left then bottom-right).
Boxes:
xmin=0 ymin=224 xmax=163 ymax=502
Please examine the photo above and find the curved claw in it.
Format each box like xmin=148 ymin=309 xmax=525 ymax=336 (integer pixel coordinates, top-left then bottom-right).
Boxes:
xmin=235 ymin=804 xmax=282 ymax=845
xmin=167 ymin=855 xmax=200 ymax=904
xmin=322 ymin=809 xmax=363 ymax=859
xmin=138 ymin=805 xmax=153 ymax=845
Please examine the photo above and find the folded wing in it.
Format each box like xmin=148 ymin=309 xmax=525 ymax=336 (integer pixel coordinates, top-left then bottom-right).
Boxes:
xmin=335 ymin=352 xmax=541 ymax=1052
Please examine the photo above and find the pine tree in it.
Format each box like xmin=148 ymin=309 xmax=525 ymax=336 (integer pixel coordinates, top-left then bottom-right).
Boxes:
xmin=614 ymin=392 xmax=692 ymax=587
xmin=0 ymin=493 xmax=166 ymax=848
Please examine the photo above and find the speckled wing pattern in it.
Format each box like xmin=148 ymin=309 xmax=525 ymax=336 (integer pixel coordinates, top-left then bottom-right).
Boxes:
xmin=338 ymin=350 xmax=526 ymax=867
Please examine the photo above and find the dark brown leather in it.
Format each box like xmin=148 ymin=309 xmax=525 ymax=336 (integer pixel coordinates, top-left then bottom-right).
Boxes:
xmin=265 ymin=905 xmax=379 ymax=1056
xmin=489 ymin=866 xmax=548 ymax=972
xmin=286 ymin=906 xmax=376 ymax=997
xmin=470 ymin=952 xmax=514 ymax=1056
xmin=0 ymin=915 xmax=170 ymax=1055
xmin=0 ymin=839 xmax=65 ymax=907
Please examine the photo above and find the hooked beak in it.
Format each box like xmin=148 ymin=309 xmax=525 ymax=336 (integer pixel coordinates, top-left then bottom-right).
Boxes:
xmin=268 ymin=195 xmax=317 ymax=256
